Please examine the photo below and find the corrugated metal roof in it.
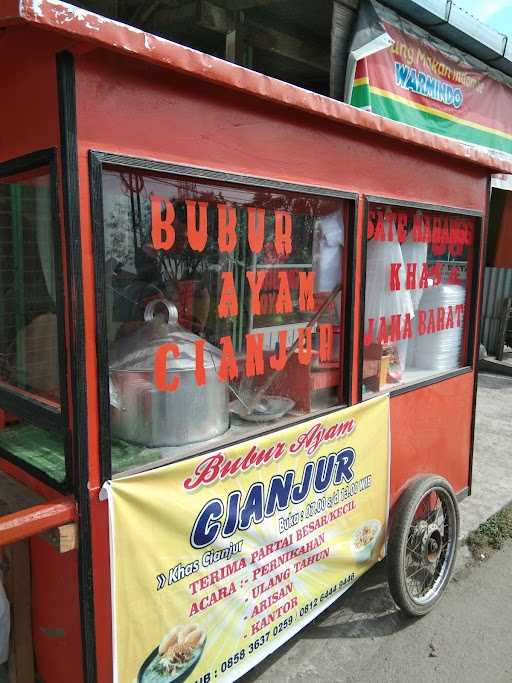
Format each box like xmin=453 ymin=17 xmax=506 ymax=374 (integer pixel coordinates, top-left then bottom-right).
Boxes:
xmin=481 ymin=267 xmax=512 ymax=353
xmin=384 ymin=0 xmax=512 ymax=77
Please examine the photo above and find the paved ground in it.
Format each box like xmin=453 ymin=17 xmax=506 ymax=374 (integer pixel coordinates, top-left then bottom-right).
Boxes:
xmin=241 ymin=545 xmax=512 ymax=683
xmin=241 ymin=372 xmax=512 ymax=683
xmin=459 ymin=372 xmax=512 ymax=542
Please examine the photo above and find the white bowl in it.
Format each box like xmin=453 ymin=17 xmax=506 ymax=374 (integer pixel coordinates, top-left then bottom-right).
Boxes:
xmin=350 ymin=519 xmax=382 ymax=564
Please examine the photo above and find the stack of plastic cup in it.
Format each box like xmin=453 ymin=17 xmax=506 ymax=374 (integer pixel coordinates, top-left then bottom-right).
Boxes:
xmin=412 ymin=284 xmax=466 ymax=371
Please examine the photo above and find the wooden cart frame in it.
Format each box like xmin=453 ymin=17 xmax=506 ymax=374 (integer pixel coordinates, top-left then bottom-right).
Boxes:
xmin=0 ymin=2 xmax=508 ymax=681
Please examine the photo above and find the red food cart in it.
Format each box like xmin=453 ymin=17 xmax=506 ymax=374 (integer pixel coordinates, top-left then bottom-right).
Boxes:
xmin=0 ymin=2 xmax=508 ymax=682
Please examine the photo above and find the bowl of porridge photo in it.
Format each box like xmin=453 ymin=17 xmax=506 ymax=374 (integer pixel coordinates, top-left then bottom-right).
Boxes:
xmin=137 ymin=623 xmax=206 ymax=683
xmin=350 ymin=520 xmax=382 ymax=564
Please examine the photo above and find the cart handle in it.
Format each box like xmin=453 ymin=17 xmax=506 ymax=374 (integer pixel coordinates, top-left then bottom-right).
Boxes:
xmin=0 ymin=498 xmax=76 ymax=547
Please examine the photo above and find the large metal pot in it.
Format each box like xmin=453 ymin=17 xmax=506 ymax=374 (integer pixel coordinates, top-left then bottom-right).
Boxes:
xmin=109 ymin=299 xmax=229 ymax=447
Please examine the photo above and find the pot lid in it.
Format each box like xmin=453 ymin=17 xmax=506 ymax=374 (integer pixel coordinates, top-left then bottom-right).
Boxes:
xmin=109 ymin=299 xmax=222 ymax=372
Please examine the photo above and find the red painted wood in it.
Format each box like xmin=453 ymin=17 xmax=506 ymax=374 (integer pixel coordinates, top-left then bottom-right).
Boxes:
xmin=70 ymin=47 xmax=490 ymax=679
xmin=76 ymin=153 xmax=102 ymax=491
xmin=0 ymin=498 xmax=76 ymax=546
xmin=30 ymin=536 xmax=84 ymax=683
xmin=493 ymin=193 xmax=512 ymax=267
xmin=389 ymin=371 xmax=475 ymax=507
xmin=0 ymin=0 xmax=21 ymax=25
xmin=0 ymin=28 xmax=87 ymax=683
xmin=74 ymin=51 xmax=488 ymax=211
xmin=89 ymin=491 xmax=113 ymax=683
xmin=0 ymin=459 xmax=61 ymax=500
xmin=0 ymin=11 xmax=492 ymax=681
xmin=3 ymin=0 xmax=511 ymax=175
xmin=0 ymin=26 xmax=64 ymax=161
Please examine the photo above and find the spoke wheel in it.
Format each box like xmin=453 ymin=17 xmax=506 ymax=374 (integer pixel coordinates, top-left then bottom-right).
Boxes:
xmin=387 ymin=475 xmax=459 ymax=617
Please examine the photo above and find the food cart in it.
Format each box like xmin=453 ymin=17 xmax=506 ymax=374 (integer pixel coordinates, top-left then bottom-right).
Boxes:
xmin=0 ymin=2 xmax=509 ymax=682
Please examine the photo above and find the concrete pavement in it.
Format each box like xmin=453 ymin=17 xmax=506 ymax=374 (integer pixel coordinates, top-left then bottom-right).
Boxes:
xmin=241 ymin=545 xmax=512 ymax=683
xmin=459 ymin=372 xmax=512 ymax=541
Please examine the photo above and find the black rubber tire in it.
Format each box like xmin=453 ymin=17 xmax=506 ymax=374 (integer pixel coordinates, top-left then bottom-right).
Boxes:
xmin=387 ymin=474 xmax=459 ymax=617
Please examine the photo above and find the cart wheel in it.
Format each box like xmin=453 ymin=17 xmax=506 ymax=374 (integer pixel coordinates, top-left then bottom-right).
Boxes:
xmin=387 ymin=475 xmax=459 ymax=617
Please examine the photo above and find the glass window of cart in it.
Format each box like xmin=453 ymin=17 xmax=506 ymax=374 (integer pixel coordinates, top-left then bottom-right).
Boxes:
xmin=99 ymin=168 xmax=350 ymax=474
xmin=0 ymin=165 xmax=66 ymax=484
xmin=362 ymin=201 xmax=477 ymax=398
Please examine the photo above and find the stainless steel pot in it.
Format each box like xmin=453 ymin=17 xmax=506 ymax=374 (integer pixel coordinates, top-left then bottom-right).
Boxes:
xmin=109 ymin=299 xmax=229 ymax=447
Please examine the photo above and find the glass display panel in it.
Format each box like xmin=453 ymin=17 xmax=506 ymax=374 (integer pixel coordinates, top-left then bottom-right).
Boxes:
xmin=100 ymin=168 xmax=350 ymax=474
xmin=362 ymin=201 xmax=477 ymax=398
xmin=0 ymin=413 xmax=65 ymax=483
xmin=0 ymin=170 xmax=60 ymax=407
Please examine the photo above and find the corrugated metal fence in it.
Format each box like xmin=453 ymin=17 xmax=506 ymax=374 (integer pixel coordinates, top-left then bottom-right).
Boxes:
xmin=481 ymin=267 xmax=512 ymax=354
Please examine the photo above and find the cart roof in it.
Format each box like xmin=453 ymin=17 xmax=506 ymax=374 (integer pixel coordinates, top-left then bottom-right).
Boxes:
xmin=3 ymin=0 xmax=512 ymax=176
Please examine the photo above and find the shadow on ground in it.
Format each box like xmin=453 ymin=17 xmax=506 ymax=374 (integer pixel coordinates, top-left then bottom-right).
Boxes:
xmin=477 ymin=372 xmax=512 ymax=390
xmin=239 ymin=559 xmax=414 ymax=682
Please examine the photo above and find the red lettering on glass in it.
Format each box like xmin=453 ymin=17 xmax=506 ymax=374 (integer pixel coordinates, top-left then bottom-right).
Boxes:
xmin=269 ymin=331 xmax=288 ymax=371
xmin=186 ymin=200 xmax=208 ymax=252
xmin=218 ymin=336 xmax=238 ymax=381
xmin=275 ymin=272 xmax=293 ymax=313
xmin=247 ymin=207 xmax=265 ymax=253
xmin=274 ymin=211 xmax=292 ymax=255
xmin=245 ymin=334 xmax=265 ymax=377
xmin=151 ymin=196 xmax=175 ymax=250
xmin=218 ymin=272 xmax=238 ymax=318
xmin=154 ymin=343 xmax=180 ymax=392
xmin=298 ymin=271 xmax=316 ymax=312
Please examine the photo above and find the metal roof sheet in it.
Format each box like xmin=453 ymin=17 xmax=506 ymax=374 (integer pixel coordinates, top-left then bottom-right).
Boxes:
xmin=384 ymin=0 xmax=512 ymax=77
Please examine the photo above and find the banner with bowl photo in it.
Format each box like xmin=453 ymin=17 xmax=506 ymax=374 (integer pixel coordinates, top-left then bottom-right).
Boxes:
xmin=105 ymin=394 xmax=390 ymax=683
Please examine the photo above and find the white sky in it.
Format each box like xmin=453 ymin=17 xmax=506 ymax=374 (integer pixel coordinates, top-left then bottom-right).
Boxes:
xmin=453 ymin=0 xmax=512 ymax=37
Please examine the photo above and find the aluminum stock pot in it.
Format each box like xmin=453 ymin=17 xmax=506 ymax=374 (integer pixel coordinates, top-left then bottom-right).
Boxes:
xmin=109 ymin=299 xmax=229 ymax=447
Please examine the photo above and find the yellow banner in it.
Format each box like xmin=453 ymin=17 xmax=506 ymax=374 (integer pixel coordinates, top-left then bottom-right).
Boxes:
xmin=107 ymin=394 xmax=390 ymax=683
